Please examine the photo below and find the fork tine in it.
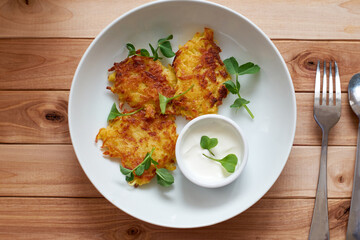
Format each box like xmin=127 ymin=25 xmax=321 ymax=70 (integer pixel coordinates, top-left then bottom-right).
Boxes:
xmin=328 ymin=61 xmax=333 ymax=105
xmin=314 ymin=60 xmax=321 ymax=106
xmin=322 ymin=61 xmax=327 ymax=105
xmin=335 ymin=61 xmax=341 ymax=105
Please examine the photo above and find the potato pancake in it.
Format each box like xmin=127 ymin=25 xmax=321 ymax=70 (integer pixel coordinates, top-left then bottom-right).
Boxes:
xmin=172 ymin=28 xmax=230 ymax=119
xmin=108 ymin=55 xmax=177 ymax=118
xmin=96 ymin=110 xmax=177 ymax=186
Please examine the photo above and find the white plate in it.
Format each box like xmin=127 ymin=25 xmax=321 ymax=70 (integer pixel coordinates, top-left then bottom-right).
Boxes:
xmin=68 ymin=0 xmax=296 ymax=228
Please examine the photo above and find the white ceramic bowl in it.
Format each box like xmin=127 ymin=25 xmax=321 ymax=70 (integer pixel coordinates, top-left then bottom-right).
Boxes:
xmin=176 ymin=115 xmax=249 ymax=188
xmin=69 ymin=0 xmax=296 ymax=228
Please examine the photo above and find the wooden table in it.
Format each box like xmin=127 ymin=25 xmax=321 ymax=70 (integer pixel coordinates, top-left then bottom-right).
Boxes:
xmin=1 ymin=0 xmax=360 ymax=239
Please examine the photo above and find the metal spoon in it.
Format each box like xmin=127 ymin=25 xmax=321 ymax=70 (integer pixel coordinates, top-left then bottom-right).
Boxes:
xmin=347 ymin=73 xmax=360 ymax=240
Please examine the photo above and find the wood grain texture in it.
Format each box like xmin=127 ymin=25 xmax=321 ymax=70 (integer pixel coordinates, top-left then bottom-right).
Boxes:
xmin=295 ymin=93 xmax=358 ymax=146
xmin=0 ymin=145 xmax=100 ymax=197
xmin=275 ymin=40 xmax=360 ymax=92
xmin=0 ymin=0 xmax=360 ymax=39
xmin=1 ymin=39 xmax=360 ymax=91
xmin=0 ymin=92 xmax=357 ymax=145
xmin=0 ymin=39 xmax=90 ymax=90
xmin=0 ymin=91 xmax=69 ymax=143
xmin=267 ymin=146 xmax=355 ymax=198
xmin=0 ymin=145 xmax=356 ymax=198
xmin=0 ymin=197 xmax=349 ymax=239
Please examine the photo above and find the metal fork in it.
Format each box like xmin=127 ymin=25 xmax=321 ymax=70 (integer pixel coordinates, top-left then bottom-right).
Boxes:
xmin=309 ymin=61 xmax=341 ymax=240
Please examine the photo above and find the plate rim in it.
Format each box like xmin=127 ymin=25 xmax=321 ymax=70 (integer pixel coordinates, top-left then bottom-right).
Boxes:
xmin=68 ymin=0 xmax=297 ymax=228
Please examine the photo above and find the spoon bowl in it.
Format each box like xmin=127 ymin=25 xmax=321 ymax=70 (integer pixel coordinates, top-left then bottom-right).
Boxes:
xmin=348 ymin=73 xmax=360 ymax=118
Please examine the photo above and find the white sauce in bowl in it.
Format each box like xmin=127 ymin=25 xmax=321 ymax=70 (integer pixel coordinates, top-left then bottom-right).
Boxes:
xmin=176 ymin=114 xmax=247 ymax=188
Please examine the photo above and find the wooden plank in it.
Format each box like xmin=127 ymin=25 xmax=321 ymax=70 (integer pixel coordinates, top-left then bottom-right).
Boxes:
xmin=0 ymin=91 xmax=70 ymax=143
xmin=275 ymin=40 xmax=360 ymax=92
xmin=267 ymin=146 xmax=355 ymax=198
xmin=0 ymin=39 xmax=90 ymax=90
xmin=295 ymin=93 xmax=358 ymax=146
xmin=0 ymin=91 xmax=357 ymax=145
xmin=0 ymin=0 xmax=359 ymax=39
xmin=0 ymin=197 xmax=349 ymax=239
xmin=0 ymin=145 xmax=356 ymax=198
xmin=0 ymin=145 xmax=100 ymax=197
xmin=0 ymin=39 xmax=359 ymax=91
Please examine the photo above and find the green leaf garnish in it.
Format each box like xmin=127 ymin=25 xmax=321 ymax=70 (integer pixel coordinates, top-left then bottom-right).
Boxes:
xmin=159 ymin=84 xmax=194 ymax=114
xmin=200 ymin=135 xmax=218 ymax=156
xmin=230 ymin=98 xmax=250 ymax=109
xmin=135 ymin=164 xmax=145 ymax=176
xmin=223 ymin=57 xmax=260 ymax=119
xmin=223 ymin=57 xmax=239 ymax=75
xmin=156 ymin=168 xmax=174 ymax=186
xmin=223 ymin=80 xmax=238 ymax=94
xmin=238 ymin=62 xmax=260 ymax=75
xmin=149 ymin=43 xmax=160 ymax=61
xmin=125 ymin=172 xmax=134 ymax=182
xmin=144 ymin=156 xmax=152 ymax=170
xmin=107 ymin=103 xmax=143 ymax=122
xmin=119 ymin=147 xmax=155 ymax=179
xmin=158 ymin=34 xmax=173 ymax=44
xmin=126 ymin=43 xmax=136 ymax=56
xmin=120 ymin=165 xmax=132 ymax=175
xmin=140 ymin=49 xmax=150 ymax=57
xmin=159 ymin=40 xmax=175 ymax=58
xmin=126 ymin=34 xmax=175 ymax=61
xmin=120 ymin=165 xmax=134 ymax=182
xmin=151 ymin=159 xmax=159 ymax=166
xmin=203 ymin=153 xmax=238 ymax=173
xmin=119 ymin=147 xmax=174 ymax=186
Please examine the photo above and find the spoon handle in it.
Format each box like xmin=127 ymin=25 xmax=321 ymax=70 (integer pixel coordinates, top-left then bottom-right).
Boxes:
xmin=346 ymin=121 xmax=360 ymax=240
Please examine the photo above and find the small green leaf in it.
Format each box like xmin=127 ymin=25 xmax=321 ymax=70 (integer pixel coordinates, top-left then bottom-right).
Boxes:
xmin=151 ymin=159 xmax=159 ymax=166
xmin=238 ymin=62 xmax=260 ymax=75
xmin=202 ymin=154 xmax=238 ymax=173
xmin=159 ymin=85 xmax=194 ymax=114
xmin=149 ymin=43 xmax=156 ymax=55
xmin=200 ymin=136 xmax=218 ymax=149
xmin=219 ymin=154 xmax=238 ymax=173
xmin=200 ymin=135 xmax=218 ymax=156
xmin=107 ymin=103 xmax=142 ymax=121
xmin=140 ymin=49 xmax=150 ymax=57
xmin=230 ymin=98 xmax=250 ymax=109
xmin=158 ymin=35 xmax=173 ymax=45
xmin=126 ymin=43 xmax=136 ymax=56
xmin=157 ymin=175 xmax=173 ymax=187
xmin=125 ymin=172 xmax=134 ymax=182
xmin=156 ymin=168 xmax=174 ymax=187
xmin=224 ymin=57 xmax=239 ymax=75
xmin=144 ymin=156 xmax=151 ymax=170
xmin=159 ymin=93 xmax=169 ymax=114
xmin=223 ymin=80 xmax=238 ymax=94
xmin=135 ymin=164 xmax=145 ymax=176
xmin=120 ymin=147 xmax=157 ymax=183
xmin=126 ymin=43 xmax=135 ymax=51
xmin=143 ymin=147 xmax=155 ymax=170
xmin=149 ymin=43 xmax=159 ymax=61
xmin=120 ymin=165 xmax=132 ymax=175
xmin=159 ymin=41 xmax=175 ymax=58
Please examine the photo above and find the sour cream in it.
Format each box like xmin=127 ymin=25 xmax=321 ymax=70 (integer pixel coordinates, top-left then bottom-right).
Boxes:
xmin=176 ymin=115 xmax=248 ymax=188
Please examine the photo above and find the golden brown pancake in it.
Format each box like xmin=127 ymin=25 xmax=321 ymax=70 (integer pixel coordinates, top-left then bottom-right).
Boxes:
xmin=96 ymin=110 xmax=177 ymax=187
xmin=172 ymin=28 xmax=230 ymax=120
xmin=108 ymin=55 xmax=177 ymax=118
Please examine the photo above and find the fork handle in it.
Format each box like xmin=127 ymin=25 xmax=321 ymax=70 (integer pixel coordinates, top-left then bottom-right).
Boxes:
xmin=346 ymin=121 xmax=360 ymax=240
xmin=309 ymin=130 xmax=330 ymax=240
